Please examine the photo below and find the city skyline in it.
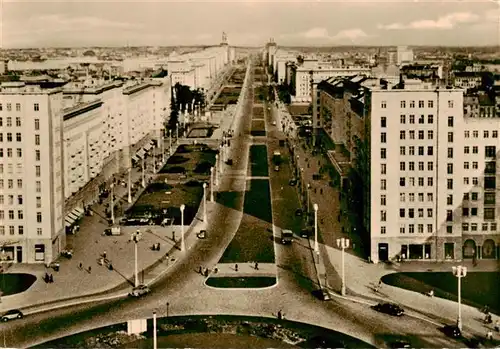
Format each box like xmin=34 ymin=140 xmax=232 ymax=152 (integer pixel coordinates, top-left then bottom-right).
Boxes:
xmin=1 ymin=0 xmax=499 ymax=48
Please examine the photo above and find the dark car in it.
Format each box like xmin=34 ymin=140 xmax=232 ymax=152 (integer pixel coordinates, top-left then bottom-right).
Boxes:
xmin=289 ymin=179 xmax=297 ymax=186
xmin=1 ymin=309 xmax=23 ymax=322
xmin=442 ymin=324 xmax=462 ymax=338
xmin=295 ymin=209 xmax=303 ymax=216
xmin=372 ymin=302 xmax=405 ymax=316
xmin=388 ymin=340 xmax=411 ymax=348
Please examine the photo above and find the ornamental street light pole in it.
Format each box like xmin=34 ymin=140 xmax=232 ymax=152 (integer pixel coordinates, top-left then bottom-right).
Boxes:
xmin=141 ymin=156 xmax=146 ymax=188
xmin=161 ymin=131 xmax=165 ymax=163
xmin=452 ymin=265 xmax=467 ymax=330
xmin=306 ymin=183 xmax=311 ymax=214
xmin=203 ymin=183 xmax=207 ymax=222
xmin=127 ymin=168 xmax=132 ymax=203
xmin=153 ymin=311 xmax=157 ymax=349
xmin=168 ymin=129 xmax=172 ymax=155
xmin=215 ymin=154 xmax=219 ymax=186
xmin=210 ymin=167 xmax=215 ymax=202
xmin=336 ymin=237 xmax=350 ymax=296
xmin=314 ymin=203 xmax=319 ymax=255
xmin=110 ymin=183 xmax=115 ymax=225
xmin=180 ymin=204 xmax=186 ymax=252
xmin=132 ymin=230 xmax=141 ymax=287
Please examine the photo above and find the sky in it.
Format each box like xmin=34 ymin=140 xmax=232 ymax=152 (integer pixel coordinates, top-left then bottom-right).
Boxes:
xmin=1 ymin=0 xmax=499 ymax=48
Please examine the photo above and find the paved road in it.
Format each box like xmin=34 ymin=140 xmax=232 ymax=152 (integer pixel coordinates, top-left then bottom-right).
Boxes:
xmin=1 ymin=58 xmax=464 ymax=349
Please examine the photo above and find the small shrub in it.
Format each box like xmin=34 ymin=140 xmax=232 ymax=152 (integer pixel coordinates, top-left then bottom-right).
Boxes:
xmin=185 ymin=180 xmax=202 ymax=187
xmin=167 ymin=155 xmax=189 ymax=165
xmin=145 ymin=182 xmax=173 ymax=193
xmin=194 ymin=161 xmax=212 ymax=174
xmin=177 ymin=145 xmax=191 ymax=153
xmin=165 ymin=166 xmax=186 ymax=173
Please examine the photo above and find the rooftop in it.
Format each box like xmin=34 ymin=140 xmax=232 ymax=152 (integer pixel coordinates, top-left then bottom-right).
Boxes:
xmin=63 ymin=99 xmax=103 ymax=121
xmin=0 ymin=82 xmax=62 ymax=95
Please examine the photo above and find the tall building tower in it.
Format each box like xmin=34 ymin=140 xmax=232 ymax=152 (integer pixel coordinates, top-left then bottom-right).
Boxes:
xmin=0 ymin=82 xmax=66 ymax=264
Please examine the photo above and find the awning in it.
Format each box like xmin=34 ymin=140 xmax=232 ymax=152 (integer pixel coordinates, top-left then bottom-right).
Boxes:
xmin=65 ymin=216 xmax=76 ymax=227
xmin=137 ymin=149 xmax=146 ymax=158
xmin=68 ymin=212 xmax=79 ymax=221
xmin=73 ymin=207 xmax=84 ymax=217
xmin=143 ymin=143 xmax=153 ymax=151
xmin=150 ymin=140 xmax=156 ymax=146
xmin=132 ymin=155 xmax=139 ymax=162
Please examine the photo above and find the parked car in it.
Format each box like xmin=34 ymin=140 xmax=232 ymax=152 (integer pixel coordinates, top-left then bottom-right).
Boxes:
xmin=372 ymin=302 xmax=405 ymax=316
xmin=300 ymin=228 xmax=312 ymax=238
xmin=295 ymin=209 xmax=303 ymax=216
xmin=274 ymin=165 xmax=280 ymax=172
xmin=1 ymin=309 xmax=23 ymax=322
xmin=442 ymin=324 xmax=462 ymax=338
xmin=129 ymin=285 xmax=150 ymax=298
xmin=289 ymin=178 xmax=297 ymax=186
xmin=388 ymin=340 xmax=411 ymax=348
xmin=272 ymin=121 xmax=277 ymax=126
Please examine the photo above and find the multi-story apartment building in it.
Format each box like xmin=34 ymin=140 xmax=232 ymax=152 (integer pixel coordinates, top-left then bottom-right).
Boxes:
xmin=0 ymin=82 xmax=66 ymax=263
xmin=315 ymin=75 xmax=500 ymax=263
xmin=453 ymin=72 xmax=483 ymax=91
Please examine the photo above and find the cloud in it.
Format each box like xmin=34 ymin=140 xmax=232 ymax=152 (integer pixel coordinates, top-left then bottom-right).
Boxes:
xmin=283 ymin=27 xmax=368 ymax=43
xmin=378 ymin=11 xmax=480 ymax=30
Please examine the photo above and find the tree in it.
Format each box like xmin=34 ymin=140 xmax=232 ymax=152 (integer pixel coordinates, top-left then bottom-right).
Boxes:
xmin=167 ymin=90 xmax=179 ymax=130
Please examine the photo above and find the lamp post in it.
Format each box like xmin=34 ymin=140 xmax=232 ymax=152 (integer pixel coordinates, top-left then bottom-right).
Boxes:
xmin=153 ymin=311 xmax=157 ymax=349
xmin=161 ymin=131 xmax=165 ymax=163
xmin=127 ymin=168 xmax=132 ymax=203
xmin=336 ymin=237 xmax=350 ymax=296
xmin=141 ymin=156 xmax=146 ymax=188
xmin=176 ymin=122 xmax=179 ymax=142
xmin=452 ymin=265 xmax=467 ymax=330
xmin=306 ymin=183 xmax=311 ymax=214
xmin=313 ymin=203 xmax=319 ymax=255
xmin=180 ymin=204 xmax=186 ymax=252
xmin=169 ymin=129 xmax=172 ymax=155
xmin=210 ymin=167 xmax=215 ymax=202
xmin=300 ymin=168 xmax=304 ymax=197
xmin=110 ymin=183 xmax=115 ymax=225
xmin=215 ymin=154 xmax=219 ymax=186
xmin=132 ymin=230 xmax=141 ymax=287
xmin=203 ymin=183 xmax=207 ymax=222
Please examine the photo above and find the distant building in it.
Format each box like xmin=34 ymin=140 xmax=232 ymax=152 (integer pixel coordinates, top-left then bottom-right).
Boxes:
xmin=453 ymin=72 xmax=483 ymax=90
xmin=397 ymin=46 xmax=414 ymax=66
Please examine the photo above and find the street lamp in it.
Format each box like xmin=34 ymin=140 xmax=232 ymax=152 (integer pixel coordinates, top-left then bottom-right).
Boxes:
xmin=306 ymin=183 xmax=311 ymax=214
xmin=153 ymin=311 xmax=157 ymax=349
xmin=452 ymin=265 xmax=467 ymax=330
xmin=215 ymin=154 xmax=219 ymax=186
xmin=313 ymin=204 xmax=319 ymax=255
xmin=141 ymin=156 xmax=146 ymax=188
xmin=110 ymin=183 xmax=115 ymax=225
xmin=161 ymin=131 xmax=165 ymax=163
xmin=176 ymin=122 xmax=179 ymax=142
xmin=127 ymin=168 xmax=132 ymax=203
xmin=210 ymin=167 xmax=215 ymax=202
xmin=180 ymin=204 xmax=186 ymax=252
xmin=336 ymin=237 xmax=350 ymax=296
xmin=300 ymin=168 xmax=304 ymax=196
xmin=203 ymin=183 xmax=207 ymax=222
xmin=169 ymin=129 xmax=172 ymax=155
xmin=132 ymin=230 xmax=141 ymax=287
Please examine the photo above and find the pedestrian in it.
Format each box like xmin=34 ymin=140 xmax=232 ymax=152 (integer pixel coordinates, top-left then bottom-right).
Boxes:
xmin=79 ymin=262 xmax=83 ymax=269
xmin=320 ymin=188 xmax=323 ymax=194
xmin=255 ymin=262 xmax=259 ymax=270
xmin=214 ymin=267 xmax=218 ymax=274
xmin=235 ymin=264 xmax=238 ymax=272
xmin=49 ymin=274 xmax=54 ymax=283
xmin=88 ymin=266 xmax=92 ymax=273
xmin=277 ymin=310 xmax=282 ymax=320
xmin=204 ymin=268 xmax=209 ymax=277
xmin=199 ymin=266 xmax=203 ymax=274
xmin=44 ymin=272 xmax=49 ymax=283
xmin=494 ymin=320 xmax=499 ymax=332
xmin=487 ymin=330 xmax=493 ymax=341
xmin=103 ymin=251 xmax=107 ymax=259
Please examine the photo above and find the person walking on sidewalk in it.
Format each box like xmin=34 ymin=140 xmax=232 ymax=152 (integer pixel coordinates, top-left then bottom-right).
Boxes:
xmin=235 ymin=264 xmax=238 ymax=272
xmin=103 ymin=251 xmax=107 ymax=259
xmin=255 ymin=262 xmax=259 ymax=270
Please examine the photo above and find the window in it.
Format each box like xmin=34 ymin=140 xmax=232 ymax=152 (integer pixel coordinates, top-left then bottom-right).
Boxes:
xmin=418 ymin=224 xmax=424 ymax=233
xmin=472 ymin=161 xmax=478 ymax=169
xmin=36 ymin=212 xmax=42 ymax=223
xmin=418 ymin=115 xmax=425 ymax=124
xmin=380 ymin=148 xmax=386 ymax=159
xmin=484 ymin=192 xmax=495 ymax=205
xmin=462 ymin=223 xmax=469 ymax=232
xmin=464 ymin=177 xmax=469 ymax=185
xmin=400 ymin=146 xmax=406 ymax=156
xmin=381 ymin=133 xmax=387 ymax=143
xmin=463 ymin=207 xmax=470 ymax=216
xmin=400 ymin=225 xmax=405 ymax=234
xmin=409 ymin=224 xmax=415 ymax=233
xmin=473 ymin=177 xmax=478 ymax=185
xmin=401 ymin=101 xmax=406 ymax=108
xmin=448 ymin=100 xmax=454 ymax=108
xmin=447 ymin=179 xmax=453 ymax=189
xmin=409 ymin=161 xmax=415 ymax=171
xmin=447 ymin=163 xmax=453 ymax=174
xmin=418 ymin=208 xmax=424 ymax=218
xmin=428 ymin=100 xmax=433 ymax=108
xmin=418 ymin=130 xmax=424 ymax=139
xmin=428 ymin=130 xmax=433 ymax=139
xmin=482 ymin=223 xmax=489 ymax=231
xmin=485 ymin=176 xmax=496 ymax=189
xmin=464 ymin=146 xmax=470 ymax=154
xmin=464 ymin=130 xmax=470 ymax=138
xmin=9 ymin=226 xmax=14 ymax=235
xmin=400 ymin=114 xmax=406 ymax=124
xmin=7 ymin=117 xmax=12 ymax=127
xmin=410 ymin=101 xmax=415 ymax=108
xmin=493 ymin=130 xmax=498 ymax=138
xmin=381 ymin=179 xmax=386 ymax=190
xmin=448 ymin=132 xmax=453 ymax=143
xmin=8 ymin=179 xmax=13 ymax=189
xmin=427 ymin=114 xmax=433 ymax=124
xmin=381 ymin=164 xmax=386 ymax=174
xmin=35 ymin=134 xmax=40 ymax=145
xmin=381 ymin=195 xmax=386 ymax=206
xmin=471 ymin=207 xmax=478 ymax=216
xmin=18 ymin=210 xmax=23 ymax=219
xmin=17 ymin=179 xmax=22 ymax=188
xmin=471 ymin=223 xmax=478 ymax=232
xmin=381 ymin=210 xmax=387 ymax=222
xmin=484 ymin=130 xmax=489 ymax=138
xmin=400 ymin=193 xmax=405 ymax=202
xmin=419 ymin=100 xmax=424 ymax=108
xmin=400 ymin=131 xmax=405 ymax=140
xmin=447 ymin=194 xmax=453 ymax=205
xmin=418 ymin=162 xmax=424 ymax=171
xmin=36 ymin=181 xmax=41 ymax=193
xmin=400 ymin=177 xmax=406 ymax=187
xmin=18 ymin=226 xmax=23 ymax=235
xmin=8 ymin=210 xmax=14 ymax=219
xmin=418 ymin=193 xmax=424 ymax=202
xmin=427 ymin=162 xmax=433 ymax=171
xmin=464 ymin=193 xmax=470 ymax=201
xmin=418 ymin=146 xmax=424 ymax=156
xmin=409 ymin=115 xmax=415 ymax=124
xmin=408 ymin=209 xmax=414 ymax=218
xmin=7 ymin=133 xmax=12 ymax=142
xmin=484 ymin=208 xmax=495 ymax=220
xmin=446 ymin=210 xmax=453 ymax=222
xmin=473 ymin=130 xmax=478 ymax=138
xmin=16 ymin=148 xmax=22 ymax=157
xmin=409 ymin=130 xmax=415 ymax=139
xmin=381 ymin=226 xmax=386 ymax=235
xmin=418 ymin=177 xmax=424 ymax=186
xmin=400 ymin=162 xmax=406 ymax=171
xmin=35 ymin=165 xmax=41 ymax=177
xmin=6 ymin=103 xmax=11 ymax=111
xmin=485 ymin=146 xmax=496 ymax=157
xmin=427 ymin=146 xmax=433 ymax=156
xmin=15 ymin=117 xmax=21 ymax=126
xmin=409 ymin=177 xmax=415 ymax=186
xmin=492 ymin=223 xmax=497 ymax=231
xmin=16 ymin=133 xmax=21 ymax=142
xmin=400 ymin=208 xmax=405 ymax=218
xmin=35 ymin=150 xmax=40 ymax=161
xmin=34 ymin=103 xmax=40 ymax=111
xmin=7 ymin=148 xmax=12 ymax=157
xmin=448 ymin=116 xmax=454 ymax=127
xmin=17 ymin=195 xmax=23 ymax=205
xmin=380 ymin=117 xmax=386 ymax=128
xmin=447 ymin=148 xmax=453 ymax=158
xmin=427 ymin=224 xmax=433 ymax=233
xmin=427 ymin=193 xmax=433 ymax=202
xmin=472 ymin=146 xmax=478 ymax=154
xmin=428 ymin=177 xmax=433 ymax=186
xmin=34 ymin=119 xmax=40 ymax=130
xmin=381 ymin=101 xmax=387 ymax=109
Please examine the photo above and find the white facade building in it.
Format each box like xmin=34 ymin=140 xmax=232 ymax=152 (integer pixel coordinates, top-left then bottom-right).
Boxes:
xmin=0 ymin=82 xmax=66 ymax=263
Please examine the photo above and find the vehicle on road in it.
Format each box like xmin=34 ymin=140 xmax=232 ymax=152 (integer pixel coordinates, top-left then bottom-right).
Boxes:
xmin=272 ymin=121 xmax=276 ymax=126
xmin=103 ymin=226 xmax=121 ymax=236
xmin=295 ymin=209 xmax=303 ymax=216
xmin=289 ymin=178 xmax=297 ymax=186
xmin=129 ymin=285 xmax=150 ymax=297
xmin=442 ymin=324 xmax=462 ymax=338
xmin=272 ymin=151 xmax=282 ymax=166
xmin=372 ymin=302 xmax=405 ymax=316
xmin=388 ymin=340 xmax=411 ymax=348
xmin=300 ymin=227 xmax=312 ymax=238
xmin=274 ymin=165 xmax=280 ymax=171
xmin=1 ymin=309 xmax=23 ymax=322
xmin=280 ymin=229 xmax=293 ymax=244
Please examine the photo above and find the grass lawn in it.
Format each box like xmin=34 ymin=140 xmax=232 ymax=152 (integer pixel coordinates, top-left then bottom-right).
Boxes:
xmin=127 ymin=180 xmax=203 ymax=225
xmin=206 ymin=277 xmax=276 ymax=288
xmin=253 ymin=106 xmax=264 ymax=118
xmin=249 ymin=145 xmax=269 ymax=177
xmin=219 ymin=179 xmax=274 ymax=263
xmin=382 ymin=272 xmax=500 ymax=315
xmin=159 ymin=145 xmax=217 ymax=175
xmin=0 ymin=273 xmax=37 ymax=296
